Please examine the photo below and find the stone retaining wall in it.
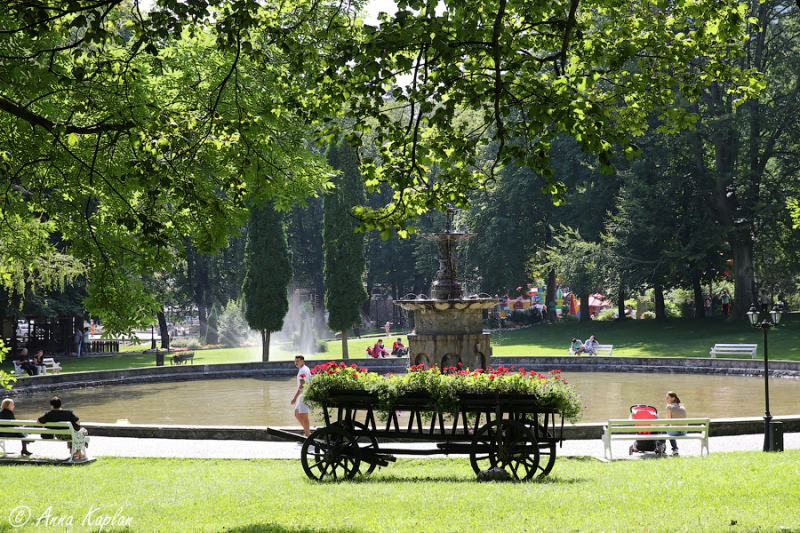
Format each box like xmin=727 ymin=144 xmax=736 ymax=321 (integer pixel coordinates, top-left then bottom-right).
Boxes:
xmin=2 ymin=358 xmax=408 ymax=397
xmin=491 ymin=356 xmax=800 ymax=378
xmin=6 ymin=355 xmax=799 ymax=398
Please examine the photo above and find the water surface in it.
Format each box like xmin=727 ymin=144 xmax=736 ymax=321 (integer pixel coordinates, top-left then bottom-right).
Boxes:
xmin=11 ymin=372 xmax=799 ymax=425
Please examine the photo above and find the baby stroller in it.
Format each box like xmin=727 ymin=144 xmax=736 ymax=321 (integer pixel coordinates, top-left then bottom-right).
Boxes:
xmin=628 ymin=404 xmax=666 ymax=456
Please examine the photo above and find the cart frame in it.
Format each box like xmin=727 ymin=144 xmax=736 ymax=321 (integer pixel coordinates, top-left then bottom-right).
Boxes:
xmin=268 ymin=390 xmax=564 ymax=482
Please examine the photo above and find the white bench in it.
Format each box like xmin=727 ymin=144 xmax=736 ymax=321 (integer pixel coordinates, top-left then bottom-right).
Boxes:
xmin=569 ymin=344 xmax=613 ymax=356
xmin=0 ymin=420 xmax=90 ymax=462
xmin=41 ymin=358 xmax=62 ymax=375
xmin=12 ymin=358 xmax=61 ymax=376
xmin=710 ymin=344 xmax=758 ymax=359
xmin=602 ymin=418 xmax=710 ymax=460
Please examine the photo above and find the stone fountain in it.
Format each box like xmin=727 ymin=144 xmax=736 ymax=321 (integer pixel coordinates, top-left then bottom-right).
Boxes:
xmin=394 ymin=206 xmax=502 ymax=370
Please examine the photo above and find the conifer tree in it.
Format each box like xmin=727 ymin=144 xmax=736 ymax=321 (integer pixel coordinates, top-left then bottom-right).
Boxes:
xmin=323 ymin=140 xmax=368 ymax=359
xmin=243 ymin=202 xmax=293 ymax=361
xmin=206 ymin=305 xmax=219 ymax=345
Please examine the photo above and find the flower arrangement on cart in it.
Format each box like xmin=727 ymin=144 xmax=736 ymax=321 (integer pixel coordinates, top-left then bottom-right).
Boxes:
xmin=303 ymin=361 xmax=584 ymax=423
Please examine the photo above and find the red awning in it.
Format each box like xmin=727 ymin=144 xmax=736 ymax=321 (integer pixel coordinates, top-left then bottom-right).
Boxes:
xmin=588 ymin=295 xmax=611 ymax=307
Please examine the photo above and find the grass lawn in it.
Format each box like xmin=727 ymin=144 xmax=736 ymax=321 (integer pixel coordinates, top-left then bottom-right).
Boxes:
xmin=3 ymin=314 xmax=798 ymax=376
xmin=490 ymin=313 xmax=800 ymax=359
xmin=1 ymin=452 xmax=798 ymax=532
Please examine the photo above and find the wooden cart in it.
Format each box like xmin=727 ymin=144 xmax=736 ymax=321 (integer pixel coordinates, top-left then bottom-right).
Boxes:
xmin=268 ymin=390 xmax=563 ymax=482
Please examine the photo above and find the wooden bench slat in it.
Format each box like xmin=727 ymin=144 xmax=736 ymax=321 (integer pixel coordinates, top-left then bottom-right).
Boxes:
xmin=602 ymin=418 xmax=710 ymax=460
xmin=710 ymin=343 xmax=758 ymax=359
xmin=0 ymin=420 xmax=89 ymax=462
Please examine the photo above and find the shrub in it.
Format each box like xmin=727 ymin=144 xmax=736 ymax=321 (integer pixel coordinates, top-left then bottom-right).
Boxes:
xmin=316 ymin=339 xmax=329 ymax=353
xmin=171 ymin=338 xmax=202 ymax=350
xmin=509 ymin=311 xmax=526 ymax=324
xmin=561 ymin=313 xmax=579 ymax=322
xmin=218 ymin=300 xmax=248 ymax=347
xmin=595 ymin=308 xmax=616 ymax=321
xmin=640 ymin=311 xmax=656 ymax=320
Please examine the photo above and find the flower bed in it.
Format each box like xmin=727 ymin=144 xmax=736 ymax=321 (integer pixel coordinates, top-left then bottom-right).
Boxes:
xmin=303 ymin=362 xmax=584 ymax=423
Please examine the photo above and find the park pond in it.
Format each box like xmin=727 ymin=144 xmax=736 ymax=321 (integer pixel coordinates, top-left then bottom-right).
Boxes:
xmin=11 ymin=372 xmax=800 ymax=426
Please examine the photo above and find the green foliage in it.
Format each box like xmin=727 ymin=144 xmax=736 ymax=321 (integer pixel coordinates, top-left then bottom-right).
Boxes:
xmin=206 ymin=305 xmax=219 ymax=345
xmin=595 ymin=308 xmax=616 ymax=321
xmin=242 ymin=202 xmax=293 ymax=361
xmin=640 ymin=311 xmax=656 ymax=320
xmin=334 ymin=0 xmax=761 ymax=234
xmin=0 ymin=2 xmax=331 ymax=333
xmin=303 ymin=362 xmax=585 ymax=422
xmin=218 ymin=300 xmax=247 ymax=347
xmin=323 ymin=139 xmax=369 ymax=338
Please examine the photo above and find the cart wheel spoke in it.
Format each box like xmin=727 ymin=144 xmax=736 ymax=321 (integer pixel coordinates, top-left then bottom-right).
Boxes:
xmin=470 ymin=419 xmax=539 ymax=481
xmin=301 ymin=426 xmax=362 ymax=481
xmin=330 ymin=420 xmax=380 ymax=475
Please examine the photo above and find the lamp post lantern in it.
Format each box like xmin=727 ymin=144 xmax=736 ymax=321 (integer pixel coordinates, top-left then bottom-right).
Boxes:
xmin=746 ymin=303 xmax=783 ymax=452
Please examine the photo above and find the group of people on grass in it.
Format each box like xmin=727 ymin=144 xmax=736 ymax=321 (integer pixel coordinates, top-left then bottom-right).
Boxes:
xmin=570 ymin=335 xmax=600 ymax=355
xmin=366 ymin=338 xmax=408 ymax=358
xmin=1 ymin=396 xmax=89 ymax=459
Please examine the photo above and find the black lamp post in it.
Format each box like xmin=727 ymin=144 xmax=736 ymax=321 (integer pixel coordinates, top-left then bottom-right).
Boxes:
xmin=746 ymin=303 xmax=782 ymax=452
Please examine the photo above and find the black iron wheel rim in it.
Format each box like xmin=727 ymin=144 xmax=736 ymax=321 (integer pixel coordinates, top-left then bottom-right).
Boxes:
xmin=469 ymin=419 xmax=540 ymax=481
xmin=301 ymin=426 xmax=362 ymax=481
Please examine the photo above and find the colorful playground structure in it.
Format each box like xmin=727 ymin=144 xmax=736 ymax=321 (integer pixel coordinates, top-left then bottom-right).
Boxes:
xmin=497 ymin=285 xmax=611 ymax=319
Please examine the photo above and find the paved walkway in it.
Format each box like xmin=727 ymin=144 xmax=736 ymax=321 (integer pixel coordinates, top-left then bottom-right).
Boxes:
xmin=14 ymin=432 xmax=794 ymax=462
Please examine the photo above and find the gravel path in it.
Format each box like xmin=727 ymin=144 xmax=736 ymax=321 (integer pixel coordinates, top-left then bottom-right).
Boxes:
xmin=42 ymin=431 xmax=795 ymax=462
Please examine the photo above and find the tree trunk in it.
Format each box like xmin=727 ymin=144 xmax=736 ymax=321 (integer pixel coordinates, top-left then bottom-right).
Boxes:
xmin=693 ymin=278 xmax=704 ymax=319
xmin=728 ymin=238 xmax=756 ymax=322
xmin=546 ymin=269 xmax=556 ymax=321
xmin=158 ymin=311 xmax=169 ymax=350
xmin=262 ymin=330 xmax=270 ymax=362
xmin=341 ymin=329 xmax=349 ymax=359
xmin=580 ymin=293 xmax=591 ymax=322
xmin=617 ymin=289 xmax=625 ymax=320
xmin=654 ymin=284 xmax=666 ymax=319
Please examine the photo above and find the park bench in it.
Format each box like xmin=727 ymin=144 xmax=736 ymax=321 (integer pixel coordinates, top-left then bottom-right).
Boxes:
xmin=171 ymin=351 xmax=195 ymax=365
xmin=0 ymin=420 xmax=90 ymax=462
xmin=40 ymin=358 xmax=62 ymax=375
xmin=602 ymin=418 xmax=710 ymax=460
xmin=12 ymin=358 xmax=61 ymax=376
xmin=569 ymin=344 xmax=613 ymax=356
xmin=710 ymin=344 xmax=758 ymax=359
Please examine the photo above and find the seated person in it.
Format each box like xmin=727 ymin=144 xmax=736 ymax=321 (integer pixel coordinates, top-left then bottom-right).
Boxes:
xmin=31 ymin=350 xmax=45 ymax=371
xmin=0 ymin=399 xmax=32 ymax=456
xmin=570 ymin=338 xmax=585 ymax=355
xmin=37 ymin=396 xmax=89 ymax=459
xmin=391 ymin=338 xmax=408 ymax=356
xmin=373 ymin=339 xmax=389 ymax=358
xmin=14 ymin=348 xmax=38 ymax=376
xmin=583 ymin=335 xmax=600 ymax=355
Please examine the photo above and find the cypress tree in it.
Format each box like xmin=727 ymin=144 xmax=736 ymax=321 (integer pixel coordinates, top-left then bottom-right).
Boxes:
xmin=206 ymin=305 xmax=219 ymax=345
xmin=323 ymin=139 xmax=368 ymax=359
xmin=242 ymin=201 xmax=293 ymax=361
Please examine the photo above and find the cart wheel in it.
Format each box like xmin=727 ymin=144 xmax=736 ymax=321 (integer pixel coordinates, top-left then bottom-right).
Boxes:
xmin=332 ymin=420 xmax=380 ymax=475
xmin=520 ymin=419 xmax=558 ymax=478
xmin=470 ymin=419 xmax=540 ymax=481
xmin=301 ymin=426 xmax=362 ymax=481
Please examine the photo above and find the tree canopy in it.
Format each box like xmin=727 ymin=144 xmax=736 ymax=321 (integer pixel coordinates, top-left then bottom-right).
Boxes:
xmin=1 ymin=0 xmax=765 ymax=330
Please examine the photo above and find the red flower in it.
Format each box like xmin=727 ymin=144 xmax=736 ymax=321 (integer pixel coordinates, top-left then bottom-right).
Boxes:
xmin=489 ymin=375 xmax=496 ymax=380
xmin=299 ymin=373 xmax=306 ymax=377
